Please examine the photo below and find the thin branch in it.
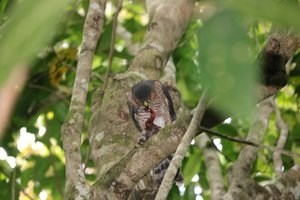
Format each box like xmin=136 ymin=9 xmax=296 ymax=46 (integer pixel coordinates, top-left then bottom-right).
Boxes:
xmin=273 ymin=100 xmax=289 ymax=177
xmin=28 ymin=83 xmax=54 ymax=93
xmin=195 ymin=133 xmax=225 ymax=200
xmin=199 ymin=126 xmax=259 ymax=147
xmin=11 ymin=168 xmax=16 ymax=200
xmin=206 ymin=135 xmax=233 ymax=162
xmin=100 ymin=0 xmax=123 ymax=103
xmin=160 ymin=57 xmax=177 ymax=87
xmin=199 ymin=126 xmax=300 ymax=159
xmin=155 ymin=91 xmax=209 ymax=200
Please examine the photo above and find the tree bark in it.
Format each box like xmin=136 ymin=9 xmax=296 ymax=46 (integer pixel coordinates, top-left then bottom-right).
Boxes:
xmin=89 ymin=0 xmax=194 ymax=199
xmin=195 ymin=133 xmax=225 ymax=200
xmin=224 ymin=97 xmax=275 ymax=200
xmin=61 ymin=0 xmax=107 ymax=199
xmin=225 ymin=164 xmax=300 ymax=200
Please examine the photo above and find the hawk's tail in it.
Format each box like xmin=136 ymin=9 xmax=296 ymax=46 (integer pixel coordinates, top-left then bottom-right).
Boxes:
xmin=153 ymin=155 xmax=184 ymax=189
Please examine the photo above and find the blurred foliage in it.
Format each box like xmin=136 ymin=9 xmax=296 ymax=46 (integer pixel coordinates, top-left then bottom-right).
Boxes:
xmin=0 ymin=0 xmax=75 ymax=85
xmin=0 ymin=0 xmax=300 ymax=199
xmin=198 ymin=10 xmax=256 ymax=116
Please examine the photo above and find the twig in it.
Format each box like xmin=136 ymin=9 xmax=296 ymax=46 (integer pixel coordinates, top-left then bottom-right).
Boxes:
xmin=155 ymin=91 xmax=209 ymax=200
xmin=28 ymin=83 xmax=54 ymax=93
xmin=11 ymin=168 xmax=16 ymax=200
xmin=206 ymin=134 xmax=233 ymax=162
xmin=273 ymin=101 xmax=289 ymax=177
xmin=7 ymin=165 xmax=36 ymax=200
xmin=100 ymin=0 xmax=123 ymax=103
xmin=199 ymin=126 xmax=259 ymax=147
xmin=199 ymin=126 xmax=299 ymax=159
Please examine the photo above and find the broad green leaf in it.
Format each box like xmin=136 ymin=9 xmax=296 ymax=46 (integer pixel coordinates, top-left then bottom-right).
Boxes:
xmin=198 ymin=10 xmax=257 ymax=117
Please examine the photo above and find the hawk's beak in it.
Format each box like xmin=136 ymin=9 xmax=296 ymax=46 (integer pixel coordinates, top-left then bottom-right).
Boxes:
xmin=144 ymin=101 xmax=148 ymax=107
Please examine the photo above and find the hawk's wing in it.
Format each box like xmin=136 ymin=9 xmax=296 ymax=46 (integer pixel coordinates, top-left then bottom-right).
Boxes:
xmin=127 ymin=92 xmax=143 ymax=131
xmin=162 ymin=85 xmax=176 ymax=122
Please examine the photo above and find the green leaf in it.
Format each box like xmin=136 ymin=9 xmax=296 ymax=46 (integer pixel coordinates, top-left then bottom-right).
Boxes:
xmin=0 ymin=0 xmax=9 ymax=17
xmin=167 ymin=186 xmax=181 ymax=200
xmin=253 ymin=174 xmax=272 ymax=182
xmin=215 ymin=124 xmax=239 ymax=137
xmin=183 ymin=150 xmax=202 ymax=185
xmin=0 ymin=179 xmax=11 ymax=199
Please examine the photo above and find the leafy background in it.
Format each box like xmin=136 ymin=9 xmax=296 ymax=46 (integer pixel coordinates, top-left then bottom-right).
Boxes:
xmin=0 ymin=0 xmax=300 ymax=199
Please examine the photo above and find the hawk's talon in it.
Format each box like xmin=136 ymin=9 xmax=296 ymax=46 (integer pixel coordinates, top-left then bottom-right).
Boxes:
xmin=138 ymin=135 xmax=148 ymax=144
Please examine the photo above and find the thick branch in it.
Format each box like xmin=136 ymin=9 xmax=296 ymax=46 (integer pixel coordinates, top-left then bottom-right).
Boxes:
xmin=128 ymin=0 xmax=194 ymax=79
xmin=89 ymin=1 xmax=194 ymax=199
xmin=61 ymin=0 xmax=106 ymax=199
xmin=90 ymin=107 xmax=191 ymax=199
xmin=264 ymin=165 xmax=300 ymax=199
xmin=225 ymin=165 xmax=300 ymax=200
